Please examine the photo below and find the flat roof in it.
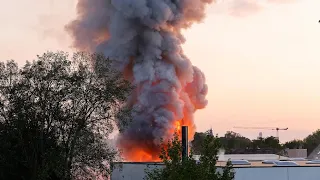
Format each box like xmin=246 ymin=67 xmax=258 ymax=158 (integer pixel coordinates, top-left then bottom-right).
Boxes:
xmin=113 ymin=161 xmax=320 ymax=168
xmin=194 ymin=154 xmax=289 ymax=161
xmin=216 ymin=161 xmax=320 ymax=168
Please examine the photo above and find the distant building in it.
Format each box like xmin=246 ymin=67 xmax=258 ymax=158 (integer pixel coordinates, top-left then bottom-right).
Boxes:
xmin=286 ymin=149 xmax=307 ymax=158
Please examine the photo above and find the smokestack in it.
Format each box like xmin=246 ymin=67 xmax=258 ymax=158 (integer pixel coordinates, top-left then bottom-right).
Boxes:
xmin=182 ymin=126 xmax=188 ymax=159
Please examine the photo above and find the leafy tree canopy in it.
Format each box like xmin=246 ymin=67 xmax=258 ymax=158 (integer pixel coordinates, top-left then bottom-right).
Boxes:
xmin=284 ymin=140 xmax=304 ymax=149
xmin=303 ymin=129 xmax=320 ymax=155
xmin=0 ymin=51 xmax=133 ymax=180
xmin=145 ymin=132 xmax=234 ymax=180
xmin=192 ymin=131 xmax=285 ymax=155
xmin=192 ymin=129 xmax=320 ymax=156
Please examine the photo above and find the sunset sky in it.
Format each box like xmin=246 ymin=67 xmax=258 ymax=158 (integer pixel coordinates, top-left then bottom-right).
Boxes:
xmin=0 ymin=0 xmax=319 ymax=142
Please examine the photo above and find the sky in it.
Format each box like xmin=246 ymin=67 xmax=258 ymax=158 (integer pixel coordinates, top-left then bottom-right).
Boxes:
xmin=0 ymin=0 xmax=319 ymax=142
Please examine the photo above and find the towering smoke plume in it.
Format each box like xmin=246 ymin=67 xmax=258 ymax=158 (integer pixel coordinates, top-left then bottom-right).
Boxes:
xmin=66 ymin=0 xmax=211 ymax=161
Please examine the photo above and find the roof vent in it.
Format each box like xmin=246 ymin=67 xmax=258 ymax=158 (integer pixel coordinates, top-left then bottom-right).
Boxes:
xmin=262 ymin=160 xmax=278 ymax=164
xmin=273 ymin=161 xmax=299 ymax=166
xmin=288 ymin=158 xmax=306 ymax=161
xmin=306 ymin=160 xmax=320 ymax=164
xmin=231 ymin=160 xmax=251 ymax=165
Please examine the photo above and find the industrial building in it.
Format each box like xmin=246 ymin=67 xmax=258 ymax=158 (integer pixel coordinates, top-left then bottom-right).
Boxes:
xmin=111 ymin=159 xmax=320 ymax=180
xmin=111 ymin=127 xmax=320 ymax=179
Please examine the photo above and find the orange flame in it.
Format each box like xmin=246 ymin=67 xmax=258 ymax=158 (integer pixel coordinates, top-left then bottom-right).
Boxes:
xmin=120 ymin=117 xmax=196 ymax=162
xmin=125 ymin=149 xmax=156 ymax=162
xmin=116 ymin=54 xmax=202 ymax=162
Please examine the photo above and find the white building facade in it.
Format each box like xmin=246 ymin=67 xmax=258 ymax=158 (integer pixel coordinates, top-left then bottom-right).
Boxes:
xmin=111 ymin=162 xmax=320 ymax=180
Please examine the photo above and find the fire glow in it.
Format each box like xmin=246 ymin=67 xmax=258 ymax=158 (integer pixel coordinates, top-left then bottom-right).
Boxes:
xmin=66 ymin=0 xmax=212 ymax=162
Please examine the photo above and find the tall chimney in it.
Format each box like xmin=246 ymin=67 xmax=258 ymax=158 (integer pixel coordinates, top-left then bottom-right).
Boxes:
xmin=182 ymin=126 xmax=188 ymax=159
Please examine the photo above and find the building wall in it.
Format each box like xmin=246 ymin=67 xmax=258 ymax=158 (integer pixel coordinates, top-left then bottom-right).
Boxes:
xmin=234 ymin=167 xmax=320 ymax=180
xmin=287 ymin=149 xmax=307 ymax=158
xmin=111 ymin=163 xmax=320 ymax=180
xmin=111 ymin=163 xmax=164 ymax=180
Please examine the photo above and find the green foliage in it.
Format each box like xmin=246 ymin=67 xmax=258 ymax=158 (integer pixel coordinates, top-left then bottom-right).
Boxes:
xmin=219 ymin=131 xmax=252 ymax=153
xmin=251 ymin=136 xmax=281 ymax=149
xmin=280 ymin=130 xmax=320 ymax=156
xmin=191 ymin=132 xmax=206 ymax=154
xmin=192 ymin=129 xmax=320 ymax=157
xmin=284 ymin=139 xmax=304 ymax=149
xmin=282 ymin=130 xmax=320 ymax=156
xmin=145 ymin=132 xmax=234 ymax=180
xmin=0 ymin=52 xmax=132 ymax=180
xmin=303 ymin=129 xmax=320 ymax=155
xmin=192 ymin=131 xmax=285 ymax=155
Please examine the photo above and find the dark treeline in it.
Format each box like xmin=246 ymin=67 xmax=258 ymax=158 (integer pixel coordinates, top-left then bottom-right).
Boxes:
xmin=191 ymin=130 xmax=320 ymax=156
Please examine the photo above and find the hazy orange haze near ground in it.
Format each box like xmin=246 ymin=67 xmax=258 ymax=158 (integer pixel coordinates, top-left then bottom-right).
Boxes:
xmin=0 ymin=0 xmax=319 ymax=142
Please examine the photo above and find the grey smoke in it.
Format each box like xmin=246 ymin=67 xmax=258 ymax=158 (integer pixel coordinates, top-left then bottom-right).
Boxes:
xmin=66 ymin=0 xmax=211 ymax=161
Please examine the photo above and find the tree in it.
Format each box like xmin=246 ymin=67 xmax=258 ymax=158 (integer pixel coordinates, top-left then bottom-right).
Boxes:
xmin=191 ymin=131 xmax=252 ymax=154
xmin=250 ymin=136 xmax=284 ymax=154
xmin=145 ymin=132 xmax=234 ymax=180
xmin=0 ymin=52 xmax=132 ymax=180
xmin=251 ymin=136 xmax=281 ymax=149
xmin=190 ymin=132 xmax=206 ymax=154
xmin=281 ymin=130 xmax=320 ymax=156
xmin=284 ymin=139 xmax=305 ymax=149
xmin=304 ymin=129 xmax=320 ymax=155
xmin=219 ymin=131 xmax=251 ymax=154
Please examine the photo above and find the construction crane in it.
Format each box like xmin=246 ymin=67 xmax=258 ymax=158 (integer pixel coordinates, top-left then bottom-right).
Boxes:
xmin=233 ymin=126 xmax=288 ymax=140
